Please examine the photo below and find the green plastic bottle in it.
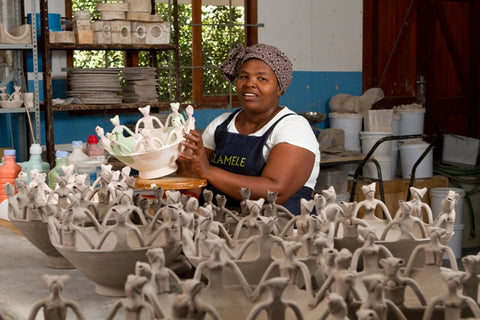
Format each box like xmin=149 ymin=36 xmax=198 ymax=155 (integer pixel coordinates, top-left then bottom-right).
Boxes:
xmin=48 ymin=150 xmax=69 ymax=189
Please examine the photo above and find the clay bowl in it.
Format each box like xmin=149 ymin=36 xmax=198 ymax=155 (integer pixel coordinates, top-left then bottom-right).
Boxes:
xmin=8 ymin=217 xmax=74 ymax=269
xmin=110 ymin=128 xmax=183 ymax=179
xmin=300 ymin=111 xmax=326 ymax=124
xmin=49 ymin=225 xmax=182 ymax=297
xmin=0 ymin=100 xmax=23 ymax=108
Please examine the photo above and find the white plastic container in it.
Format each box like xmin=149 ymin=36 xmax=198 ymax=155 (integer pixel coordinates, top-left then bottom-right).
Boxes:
xmin=430 ymin=187 xmax=466 ymax=225
xmin=399 ymin=108 xmax=425 ymax=136
xmin=68 ymin=140 xmax=89 ymax=172
xmin=399 ymin=141 xmax=433 ymax=179
xmin=360 ymin=131 xmax=393 ymax=157
xmin=329 ymin=112 xmax=363 ymax=152
xmin=363 ymin=156 xmax=394 ymax=181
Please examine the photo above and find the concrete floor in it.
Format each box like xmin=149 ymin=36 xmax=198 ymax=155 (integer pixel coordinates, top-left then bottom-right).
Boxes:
xmin=0 ymin=226 xmax=118 ymax=320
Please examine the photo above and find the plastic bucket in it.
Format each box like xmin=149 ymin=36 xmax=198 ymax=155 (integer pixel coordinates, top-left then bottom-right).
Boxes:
xmin=447 ymin=224 xmax=465 ymax=259
xmin=360 ymin=131 xmax=393 ymax=157
xmin=363 ymin=156 xmax=393 ymax=181
xmin=399 ymin=109 xmax=425 ymax=136
xmin=329 ymin=112 xmax=363 ymax=152
xmin=430 ymin=187 xmax=466 ymax=225
xmin=399 ymin=142 xmax=433 ymax=179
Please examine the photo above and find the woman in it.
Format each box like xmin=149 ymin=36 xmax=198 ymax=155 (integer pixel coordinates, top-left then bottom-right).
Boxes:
xmin=178 ymin=43 xmax=320 ymax=214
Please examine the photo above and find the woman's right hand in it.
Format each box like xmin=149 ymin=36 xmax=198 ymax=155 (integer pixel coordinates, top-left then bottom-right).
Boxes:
xmin=178 ymin=130 xmax=212 ymax=179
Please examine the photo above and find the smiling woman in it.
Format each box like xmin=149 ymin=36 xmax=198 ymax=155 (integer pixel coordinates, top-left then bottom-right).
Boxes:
xmin=177 ymin=43 xmax=320 ymax=215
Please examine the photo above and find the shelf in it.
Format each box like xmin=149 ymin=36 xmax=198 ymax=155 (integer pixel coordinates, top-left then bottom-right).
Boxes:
xmin=0 ymin=107 xmax=38 ymax=114
xmin=0 ymin=43 xmax=35 ymax=50
xmin=47 ymin=43 xmax=177 ymax=51
xmin=51 ymin=101 xmax=172 ymax=112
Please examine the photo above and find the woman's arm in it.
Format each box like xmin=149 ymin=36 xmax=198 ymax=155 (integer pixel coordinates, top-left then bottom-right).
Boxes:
xmin=179 ymin=130 xmax=315 ymax=203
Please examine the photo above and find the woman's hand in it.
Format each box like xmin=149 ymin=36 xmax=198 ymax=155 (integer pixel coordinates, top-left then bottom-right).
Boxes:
xmin=178 ymin=130 xmax=212 ymax=178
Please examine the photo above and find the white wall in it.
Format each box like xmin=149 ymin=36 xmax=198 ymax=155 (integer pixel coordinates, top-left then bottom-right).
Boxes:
xmin=258 ymin=0 xmax=363 ymax=72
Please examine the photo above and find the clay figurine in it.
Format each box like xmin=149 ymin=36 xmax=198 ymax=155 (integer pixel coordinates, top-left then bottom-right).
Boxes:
xmin=353 ymin=183 xmax=392 ymax=237
xmin=403 ymin=226 xmax=458 ymax=277
xmin=460 ymin=254 xmax=480 ymax=301
xmin=350 ymin=229 xmax=393 ymax=275
xmin=358 ymin=274 xmax=407 ymax=320
xmin=432 ymin=189 xmax=460 ymax=245
xmin=279 ymin=198 xmax=316 ymax=240
xmin=135 ymin=261 xmax=166 ymax=319
xmin=233 ymin=198 xmax=265 ymax=240
xmin=380 ymin=200 xmax=427 ymax=241
xmin=379 ymin=257 xmax=427 ymax=307
xmin=171 ymin=279 xmax=220 ymax=320
xmin=422 ymin=270 xmax=480 ymax=320
xmin=146 ymin=247 xmax=182 ymax=295
xmin=135 ymin=105 xmax=164 ymax=135
xmin=334 ymin=201 xmax=369 ymax=240
xmin=247 ymin=277 xmax=303 ymax=320
xmin=105 ymin=274 xmax=154 ymax=320
xmin=318 ymin=292 xmax=349 ymax=320
xmin=409 ymin=187 xmax=433 ymax=224
xmin=28 ymin=274 xmax=85 ymax=320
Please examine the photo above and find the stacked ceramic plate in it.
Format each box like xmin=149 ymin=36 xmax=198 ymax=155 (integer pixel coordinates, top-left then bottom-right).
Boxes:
xmin=122 ymin=67 xmax=158 ymax=103
xmin=67 ymin=68 xmax=123 ymax=104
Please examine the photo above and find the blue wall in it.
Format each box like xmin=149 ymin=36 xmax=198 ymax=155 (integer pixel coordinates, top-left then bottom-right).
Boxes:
xmin=1 ymin=70 xmax=362 ymax=148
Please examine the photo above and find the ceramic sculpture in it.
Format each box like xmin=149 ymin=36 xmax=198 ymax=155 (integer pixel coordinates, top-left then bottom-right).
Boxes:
xmin=96 ymin=103 xmax=195 ymax=179
xmin=28 ymin=274 xmax=85 ymax=320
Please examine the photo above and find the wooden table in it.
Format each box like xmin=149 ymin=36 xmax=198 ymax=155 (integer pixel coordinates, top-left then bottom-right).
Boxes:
xmin=135 ymin=174 xmax=207 ymax=191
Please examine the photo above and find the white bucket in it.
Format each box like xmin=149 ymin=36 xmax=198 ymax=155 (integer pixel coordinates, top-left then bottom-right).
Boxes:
xmin=363 ymin=156 xmax=393 ymax=181
xmin=360 ymin=131 xmax=393 ymax=157
xmin=447 ymin=224 xmax=465 ymax=259
xmin=399 ymin=141 xmax=433 ymax=179
xmin=430 ymin=187 xmax=466 ymax=225
xmin=399 ymin=109 xmax=425 ymax=136
xmin=329 ymin=112 xmax=363 ymax=152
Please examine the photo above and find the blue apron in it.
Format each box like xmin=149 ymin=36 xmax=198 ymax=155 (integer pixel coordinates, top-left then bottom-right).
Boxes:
xmin=205 ymin=108 xmax=313 ymax=214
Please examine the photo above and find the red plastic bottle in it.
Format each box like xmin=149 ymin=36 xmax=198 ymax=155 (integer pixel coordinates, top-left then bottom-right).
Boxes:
xmin=85 ymin=135 xmax=105 ymax=162
xmin=0 ymin=149 xmax=22 ymax=202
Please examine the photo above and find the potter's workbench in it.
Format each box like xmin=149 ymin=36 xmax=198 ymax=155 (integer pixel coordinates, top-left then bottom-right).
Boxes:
xmin=0 ymin=221 xmax=118 ymax=320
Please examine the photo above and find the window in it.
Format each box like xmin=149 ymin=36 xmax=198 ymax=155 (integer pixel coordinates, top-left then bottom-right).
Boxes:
xmin=71 ymin=0 xmax=258 ymax=108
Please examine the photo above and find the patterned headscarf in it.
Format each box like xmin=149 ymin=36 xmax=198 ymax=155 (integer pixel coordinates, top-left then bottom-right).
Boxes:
xmin=218 ymin=43 xmax=293 ymax=94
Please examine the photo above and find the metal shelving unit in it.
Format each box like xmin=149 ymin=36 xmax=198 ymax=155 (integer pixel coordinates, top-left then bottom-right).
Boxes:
xmin=39 ymin=0 xmax=180 ymax=166
xmin=0 ymin=0 xmax=41 ymax=160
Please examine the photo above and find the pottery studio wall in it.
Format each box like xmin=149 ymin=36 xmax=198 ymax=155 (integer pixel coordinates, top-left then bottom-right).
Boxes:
xmin=1 ymin=0 xmax=363 ymax=147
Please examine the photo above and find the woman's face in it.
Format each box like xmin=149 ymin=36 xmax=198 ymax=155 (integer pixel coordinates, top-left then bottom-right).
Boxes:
xmin=235 ymin=59 xmax=281 ymax=113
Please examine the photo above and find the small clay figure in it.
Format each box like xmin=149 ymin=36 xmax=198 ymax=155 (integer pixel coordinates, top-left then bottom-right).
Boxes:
xmin=194 ymin=238 xmax=254 ymax=300
xmin=317 ymin=292 xmax=349 ymax=320
xmin=88 ymin=170 xmax=115 ymax=219
xmin=214 ymin=194 xmax=240 ymax=224
xmin=310 ymin=248 xmax=360 ymax=308
xmin=28 ymin=274 xmax=85 ymax=320
xmin=380 ymin=200 xmax=427 ymax=241
xmin=184 ymin=104 xmax=195 ymax=133
xmin=202 ymin=189 xmax=217 ymax=211
xmin=358 ymin=274 xmax=407 ymax=320
xmin=11 ymin=85 xmax=22 ymax=101
xmin=109 ymin=114 xmax=136 ymax=154
xmin=409 ymin=187 xmax=433 ymax=224
xmin=422 ymin=270 xmax=480 ymax=320
xmin=233 ymin=198 xmax=265 ymax=240
xmin=69 ymin=184 xmax=99 ymax=219
xmin=95 ymin=126 xmax=112 ymax=153
xmin=164 ymin=102 xmax=185 ymax=128
xmin=193 ymin=207 xmax=236 ymax=256
xmin=239 ymin=187 xmax=251 ymax=216
xmin=313 ymin=193 xmax=327 ymax=222
xmin=135 ymin=105 xmax=164 ymax=135
xmin=334 ymin=201 xmax=369 ymax=240
xmin=171 ymin=279 xmax=220 ymax=320
xmin=403 ymin=226 xmax=458 ymax=277
xmin=105 ymin=274 xmax=154 ymax=320
xmin=353 ymin=183 xmax=392 ymax=238
xmin=350 ymin=229 xmax=393 ymax=275
xmin=47 ymin=176 xmax=73 ymax=209
xmin=135 ymin=261 xmax=166 ymax=319
xmin=29 ymin=170 xmax=52 ymax=202
xmin=247 ymin=277 xmax=303 ymax=320
xmin=135 ymin=127 xmax=164 ymax=153
xmin=255 ymin=240 xmax=314 ymax=299
xmin=236 ymin=215 xmax=284 ymax=262
xmin=279 ymin=198 xmax=315 ymax=240
xmin=152 ymin=186 xmax=167 ymax=213
xmin=432 ymin=189 xmax=460 ymax=245
xmin=379 ymin=257 xmax=427 ymax=307
xmin=262 ymin=190 xmax=295 ymax=219
xmin=460 ymin=254 xmax=480 ymax=301
xmin=47 ymin=208 xmax=96 ymax=249
xmin=96 ymin=207 xmax=146 ymax=250
xmin=146 ymin=247 xmax=182 ymax=294
xmin=146 ymin=203 xmax=182 ymax=248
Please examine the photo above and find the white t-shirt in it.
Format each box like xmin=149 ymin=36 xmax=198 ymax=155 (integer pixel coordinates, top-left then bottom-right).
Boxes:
xmin=202 ymin=107 xmax=320 ymax=189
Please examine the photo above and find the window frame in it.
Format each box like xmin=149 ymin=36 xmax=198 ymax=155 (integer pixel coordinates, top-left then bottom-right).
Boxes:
xmin=190 ymin=0 xmax=258 ymax=109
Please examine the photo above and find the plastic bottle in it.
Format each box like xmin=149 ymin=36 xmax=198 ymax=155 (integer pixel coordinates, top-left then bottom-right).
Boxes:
xmin=21 ymin=143 xmax=50 ymax=183
xmin=85 ymin=135 xmax=105 ymax=162
xmin=48 ymin=150 xmax=69 ymax=189
xmin=0 ymin=149 xmax=22 ymax=202
xmin=68 ymin=140 xmax=89 ymax=172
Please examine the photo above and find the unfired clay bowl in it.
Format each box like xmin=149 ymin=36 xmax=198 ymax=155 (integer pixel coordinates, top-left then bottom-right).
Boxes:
xmin=8 ymin=218 xmax=74 ymax=269
xmin=49 ymin=225 xmax=182 ymax=297
xmin=113 ymin=141 xmax=182 ymax=179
